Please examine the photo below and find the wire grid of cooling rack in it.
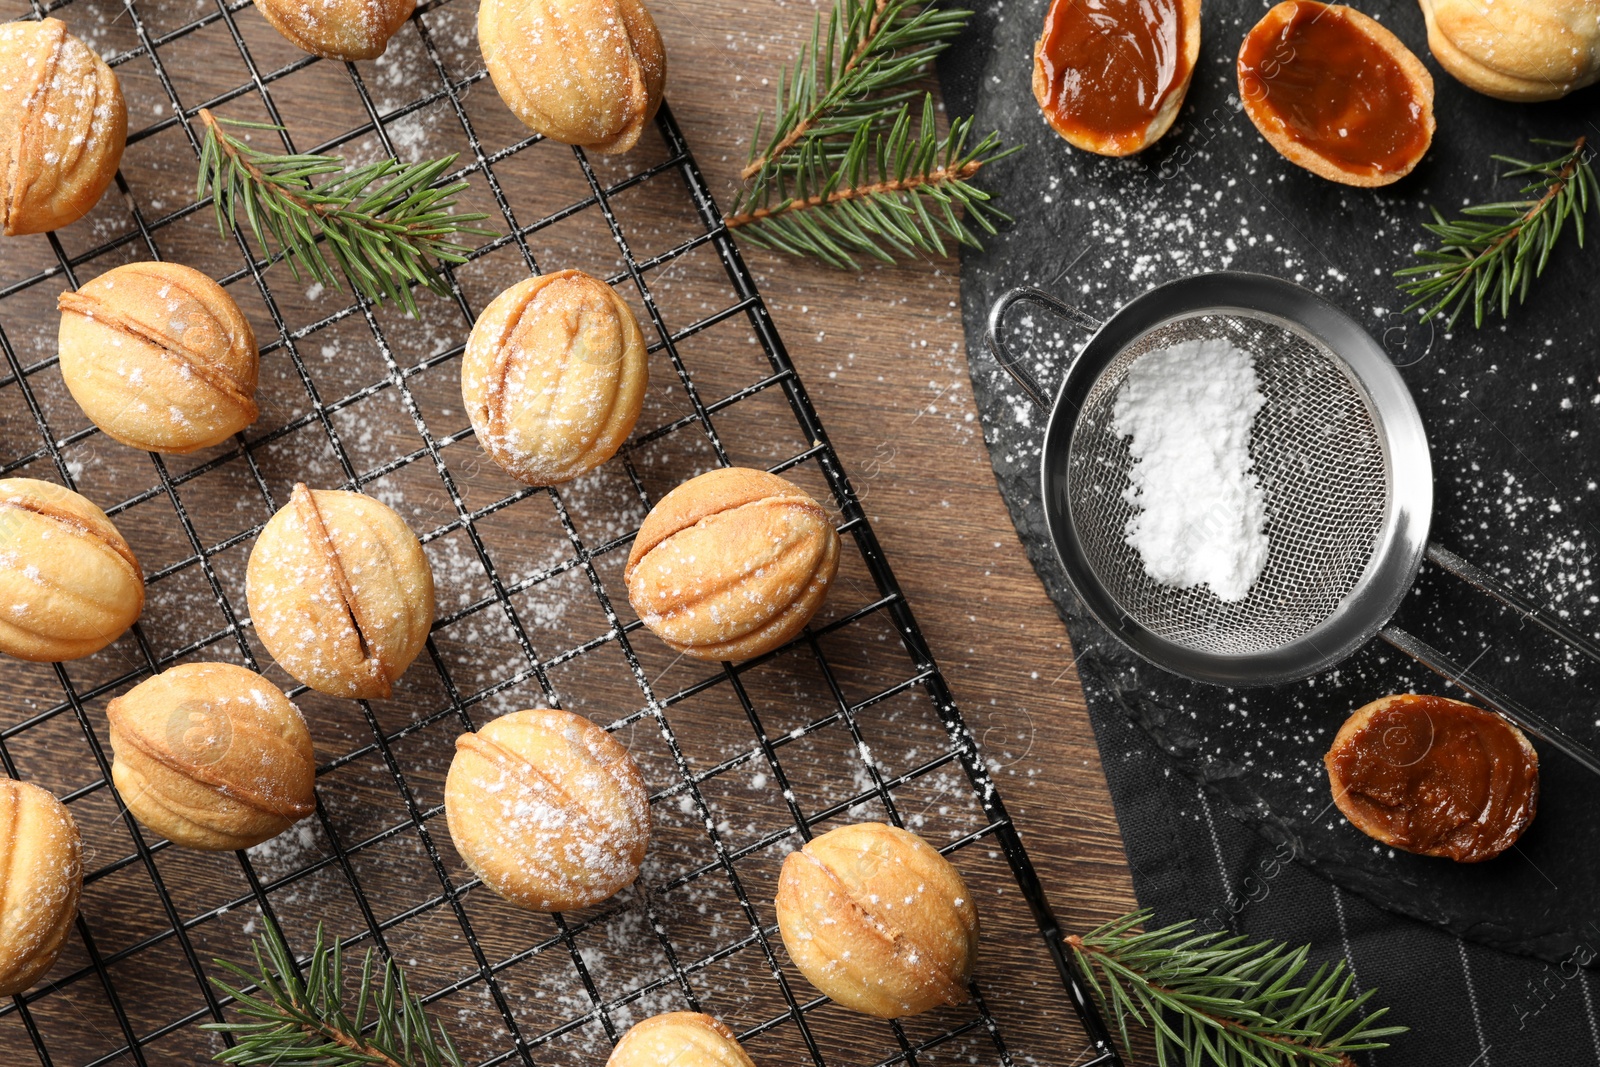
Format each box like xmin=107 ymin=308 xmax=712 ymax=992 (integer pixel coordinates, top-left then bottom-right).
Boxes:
xmin=0 ymin=1 xmax=1119 ymax=1065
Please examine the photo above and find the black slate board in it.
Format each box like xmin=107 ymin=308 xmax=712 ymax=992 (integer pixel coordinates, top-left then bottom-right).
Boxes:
xmin=939 ymin=0 xmax=1600 ymax=964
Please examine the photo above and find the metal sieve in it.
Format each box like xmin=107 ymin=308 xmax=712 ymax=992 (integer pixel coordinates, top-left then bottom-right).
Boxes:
xmin=988 ymin=271 xmax=1600 ymax=776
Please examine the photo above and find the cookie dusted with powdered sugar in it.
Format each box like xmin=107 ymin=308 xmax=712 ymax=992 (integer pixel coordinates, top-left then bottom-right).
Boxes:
xmin=461 ymin=270 xmax=648 ymax=487
xmin=445 ymin=709 xmax=650 ymax=912
xmin=625 ymin=467 xmax=840 ymax=663
xmin=0 ymin=19 xmax=126 ymax=236
xmin=0 ymin=478 xmax=144 ymax=662
xmin=246 ymin=485 xmax=435 ymax=700
xmin=0 ymin=779 xmax=82 ymax=997
xmin=255 ymin=0 xmax=415 ymax=60
xmin=107 ymin=663 xmax=317 ymax=851
xmin=607 ymin=1013 xmax=757 ymax=1067
xmin=776 ymin=822 xmax=979 ymax=1019
xmin=478 ymin=0 xmax=666 ymax=153
xmin=58 ymin=262 xmax=260 ymax=454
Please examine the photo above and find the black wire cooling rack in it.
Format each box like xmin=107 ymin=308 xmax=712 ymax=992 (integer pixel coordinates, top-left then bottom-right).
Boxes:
xmin=0 ymin=1 xmax=1121 ymax=1064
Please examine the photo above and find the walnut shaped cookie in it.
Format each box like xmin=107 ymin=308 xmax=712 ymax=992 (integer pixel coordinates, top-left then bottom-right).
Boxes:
xmin=0 ymin=779 xmax=83 ymax=997
xmin=445 ymin=708 xmax=650 ymax=912
xmin=0 ymin=19 xmax=126 ymax=236
xmin=246 ymin=484 xmax=435 ymax=700
xmin=607 ymin=1013 xmax=758 ymax=1067
xmin=479 ymin=0 xmax=666 ymax=153
xmin=625 ymin=468 xmax=840 ymax=663
xmin=462 ymin=270 xmax=648 ymax=487
xmin=776 ymin=822 xmax=979 ymax=1019
xmin=107 ymin=663 xmax=317 ymax=851
xmin=255 ymin=0 xmax=416 ymax=60
xmin=58 ymin=262 xmax=259 ymax=454
xmin=0 ymin=478 xmax=144 ymax=662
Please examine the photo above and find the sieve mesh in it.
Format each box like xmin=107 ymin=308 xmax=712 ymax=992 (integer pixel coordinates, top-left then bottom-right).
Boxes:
xmin=1066 ymin=311 xmax=1389 ymax=655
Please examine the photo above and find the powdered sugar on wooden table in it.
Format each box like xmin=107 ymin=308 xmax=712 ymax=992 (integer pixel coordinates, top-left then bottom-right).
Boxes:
xmin=1112 ymin=337 xmax=1268 ymax=602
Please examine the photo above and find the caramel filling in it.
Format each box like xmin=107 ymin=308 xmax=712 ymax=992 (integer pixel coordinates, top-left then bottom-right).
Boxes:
xmin=1036 ymin=0 xmax=1188 ymax=152
xmin=1239 ymin=2 xmax=1428 ymax=175
xmin=1326 ymin=695 xmax=1538 ymax=862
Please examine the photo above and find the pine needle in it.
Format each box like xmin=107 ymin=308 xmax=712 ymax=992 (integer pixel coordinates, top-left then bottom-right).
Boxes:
xmin=1395 ymin=136 xmax=1596 ymax=329
xmin=195 ymin=109 xmax=494 ymax=316
xmin=203 ymin=920 xmax=465 ymax=1067
xmin=731 ymin=0 xmax=1013 ymax=269
xmin=1068 ymin=911 xmax=1406 ymax=1067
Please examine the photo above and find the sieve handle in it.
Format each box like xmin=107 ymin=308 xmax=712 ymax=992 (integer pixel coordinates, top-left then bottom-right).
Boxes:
xmin=1379 ymin=625 xmax=1600 ymax=778
xmin=985 ymin=287 xmax=1104 ymax=409
xmin=1426 ymin=542 xmax=1600 ymax=665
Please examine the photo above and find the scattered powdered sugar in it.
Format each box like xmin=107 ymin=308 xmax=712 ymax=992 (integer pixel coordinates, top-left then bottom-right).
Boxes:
xmin=245 ymin=818 xmax=319 ymax=875
xmin=1112 ymin=338 xmax=1268 ymax=602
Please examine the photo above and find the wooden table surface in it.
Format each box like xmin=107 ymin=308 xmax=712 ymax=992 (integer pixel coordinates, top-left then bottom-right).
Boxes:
xmin=673 ymin=0 xmax=1144 ymax=915
xmin=617 ymin=4 xmax=1146 ymax=1050
xmin=667 ymin=0 xmax=1140 ymax=931
xmin=0 ymin=0 xmax=1140 ymax=1062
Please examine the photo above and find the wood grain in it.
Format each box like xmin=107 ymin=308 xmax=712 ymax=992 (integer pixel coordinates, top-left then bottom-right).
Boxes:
xmin=0 ymin=0 xmax=1139 ymax=1063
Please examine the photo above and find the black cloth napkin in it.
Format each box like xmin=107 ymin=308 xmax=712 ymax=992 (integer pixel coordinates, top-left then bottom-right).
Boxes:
xmin=1084 ymin=670 xmax=1597 ymax=1065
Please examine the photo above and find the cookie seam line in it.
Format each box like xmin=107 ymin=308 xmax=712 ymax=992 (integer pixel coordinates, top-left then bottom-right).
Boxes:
xmin=57 ymin=287 xmax=259 ymax=418
xmin=105 ymin=700 xmax=315 ymax=820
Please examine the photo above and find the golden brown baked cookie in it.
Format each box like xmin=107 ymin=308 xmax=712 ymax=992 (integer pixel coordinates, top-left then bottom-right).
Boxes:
xmin=0 ymin=478 xmax=143 ymax=662
xmin=479 ymin=0 xmax=666 ymax=153
xmin=462 ymin=270 xmax=648 ymax=486
xmin=1420 ymin=0 xmax=1600 ymax=101
xmin=625 ymin=468 xmax=839 ymax=663
xmin=107 ymin=662 xmax=317 ymax=851
xmin=776 ymin=822 xmax=978 ymax=1019
xmin=0 ymin=19 xmax=127 ymax=236
xmin=1324 ymin=693 xmax=1538 ymax=863
xmin=0 ymin=779 xmax=82 ymax=997
xmin=1032 ymin=0 xmax=1199 ymax=157
xmin=254 ymin=0 xmax=416 ymax=60
xmin=446 ymin=708 xmax=650 ymax=912
xmin=58 ymin=262 xmax=259 ymax=454
xmin=607 ymin=1012 xmax=756 ymax=1067
xmin=246 ymin=484 xmax=435 ymax=700
xmin=1238 ymin=2 xmax=1434 ymax=187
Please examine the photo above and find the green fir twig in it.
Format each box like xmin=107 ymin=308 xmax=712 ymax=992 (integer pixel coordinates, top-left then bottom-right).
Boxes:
xmin=731 ymin=0 xmax=1014 ymax=269
xmin=202 ymin=920 xmax=465 ymax=1066
xmin=1069 ymin=911 xmax=1406 ymax=1067
xmin=730 ymin=97 xmax=1013 ymax=269
xmin=740 ymin=0 xmax=972 ymax=181
xmin=1396 ymin=136 xmax=1597 ymax=329
xmin=196 ymin=109 xmax=493 ymax=316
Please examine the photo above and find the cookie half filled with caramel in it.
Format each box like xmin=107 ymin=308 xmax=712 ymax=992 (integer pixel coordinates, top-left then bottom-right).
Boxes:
xmin=1238 ymin=1 xmax=1434 ymax=186
xmin=1324 ymin=694 xmax=1538 ymax=863
xmin=1032 ymin=0 xmax=1200 ymax=157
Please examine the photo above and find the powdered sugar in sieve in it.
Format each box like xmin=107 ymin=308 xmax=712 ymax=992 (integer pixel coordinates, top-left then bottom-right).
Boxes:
xmin=1067 ymin=310 xmax=1389 ymax=657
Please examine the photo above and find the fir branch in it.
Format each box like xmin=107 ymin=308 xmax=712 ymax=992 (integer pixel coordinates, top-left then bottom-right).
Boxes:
xmin=731 ymin=97 xmax=1012 ymax=269
xmin=741 ymin=0 xmax=971 ymax=181
xmin=202 ymin=921 xmax=465 ymax=1067
xmin=1396 ymin=136 xmax=1596 ymax=329
xmin=1068 ymin=910 xmax=1406 ymax=1067
xmin=196 ymin=109 xmax=493 ymax=317
xmin=733 ymin=0 xmax=1013 ymax=269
